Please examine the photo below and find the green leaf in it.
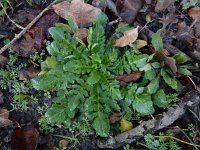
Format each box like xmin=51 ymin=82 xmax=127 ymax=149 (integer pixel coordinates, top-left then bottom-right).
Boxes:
xmin=116 ymin=24 xmax=133 ymax=32
xmin=151 ymin=62 xmax=161 ymax=69
xmin=31 ymin=75 xmax=59 ymax=91
xmin=68 ymin=96 xmax=81 ymax=111
xmin=147 ymin=75 xmax=160 ymax=94
xmin=111 ymin=88 xmax=122 ymax=100
xmin=87 ymin=71 xmax=101 ymax=85
xmin=46 ymin=56 xmax=58 ymax=68
xmin=177 ymin=68 xmax=192 ymax=76
xmin=136 ymin=87 xmax=144 ymax=94
xmin=67 ymin=16 xmax=78 ymax=33
xmin=161 ymin=69 xmax=178 ymax=90
xmin=133 ymin=94 xmax=155 ymax=115
xmin=92 ymin=111 xmax=110 ymax=137
xmin=151 ymin=32 xmax=163 ymax=51
xmin=173 ymin=53 xmax=188 ymax=64
xmin=45 ymin=104 xmax=67 ymax=124
xmin=93 ymin=13 xmax=108 ymax=27
xmin=144 ymin=69 xmax=156 ymax=81
xmin=153 ymin=89 xmax=169 ymax=108
xmin=49 ymin=27 xmax=65 ymax=41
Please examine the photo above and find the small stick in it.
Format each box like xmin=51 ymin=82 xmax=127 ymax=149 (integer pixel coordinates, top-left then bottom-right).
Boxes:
xmin=0 ymin=1 xmax=24 ymax=29
xmin=0 ymin=0 xmax=58 ymax=54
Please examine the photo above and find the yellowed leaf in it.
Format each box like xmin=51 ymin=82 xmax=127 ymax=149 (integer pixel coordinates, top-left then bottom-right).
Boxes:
xmin=52 ymin=0 xmax=101 ymax=26
xmin=115 ymin=26 xmax=139 ymax=47
xmin=119 ymin=118 xmax=133 ymax=132
xmin=134 ymin=40 xmax=147 ymax=49
xmin=38 ymin=70 xmax=48 ymax=76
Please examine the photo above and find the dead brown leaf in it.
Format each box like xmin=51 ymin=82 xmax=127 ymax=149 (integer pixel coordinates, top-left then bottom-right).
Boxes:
xmin=155 ymin=0 xmax=176 ymax=12
xmin=12 ymin=12 xmax=59 ymax=57
xmin=0 ymin=54 xmax=8 ymax=68
xmin=0 ymin=108 xmax=9 ymax=119
xmin=188 ymin=7 xmax=200 ymax=20
xmin=156 ymin=51 xmax=177 ymax=74
xmin=0 ymin=117 xmax=12 ymax=128
xmin=12 ymin=126 xmax=39 ymax=150
xmin=52 ymin=0 xmax=101 ymax=27
xmin=12 ymin=34 xmax=36 ymax=57
xmin=19 ymin=67 xmax=40 ymax=81
xmin=176 ymin=22 xmax=197 ymax=50
xmin=0 ymin=108 xmax=12 ymax=128
xmin=116 ymin=0 xmax=143 ymax=24
xmin=115 ymin=26 xmax=139 ymax=47
xmin=0 ymin=92 xmax=3 ymax=105
xmin=109 ymin=112 xmax=121 ymax=124
xmin=92 ymin=0 xmax=107 ymax=10
xmin=73 ymin=28 xmax=88 ymax=42
xmin=115 ymin=71 xmax=142 ymax=86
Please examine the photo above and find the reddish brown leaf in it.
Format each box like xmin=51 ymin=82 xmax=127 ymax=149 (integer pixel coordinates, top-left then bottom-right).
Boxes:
xmin=109 ymin=112 xmax=121 ymax=124
xmin=19 ymin=67 xmax=40 ymax=81
xmin=116 ymin=0 xmax=143 ymax=24
xmin=115 ymin=71 xmax=142 ymax=86
xmin=12 ymin=34 xmax=36 ymax=57
xmin=12 ymin=12 xmax=59 ymax=57
xmin=155 ymin=51 xmax=177 ymax=74
xmin=12 ymin=126 xmax=39 ymax=150
xmin=52 ymin=0 xmax=101 ymax=26
xmin=188 ymin=7 xmax=200 ymax=20
xmin=73 ymin=28 xmax=88 ymax=42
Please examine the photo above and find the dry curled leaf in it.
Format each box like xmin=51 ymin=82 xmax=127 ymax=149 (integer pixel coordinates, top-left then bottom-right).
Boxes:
xmin=115 ymin=71 xmax=142 ymax=86
xmin=12 ymin=126 xmax=39 ymax=150
xmin=188 ymin=7 xmax=200 ymax=20
xmin=116 ymin=0 xmax=143 ymax=24
xmin=19 ymin=67 xmax=40 ymax=81
xmin=52 ymin=0 xmax=101 ymax=27
xmin=115 ymin=26 xmax=139 ymax=47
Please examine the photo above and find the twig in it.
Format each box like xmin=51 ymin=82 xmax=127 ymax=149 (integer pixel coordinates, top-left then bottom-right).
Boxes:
xmin=154 ymin=135 xmax=200 ymax=148
xmin=97 ymin=91 xmax=200 ymax=149
xmin=0 ymin=1 xmax=24 ymax=29
xmin=0 ymin=0 xmax=58 ymax=54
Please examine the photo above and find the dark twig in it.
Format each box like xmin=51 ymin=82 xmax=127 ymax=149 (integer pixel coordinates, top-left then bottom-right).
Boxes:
xmin=97 ymin=91 xmax=200 ymax=149
xmin=0 ymin=0 xmax=59 ymax=54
